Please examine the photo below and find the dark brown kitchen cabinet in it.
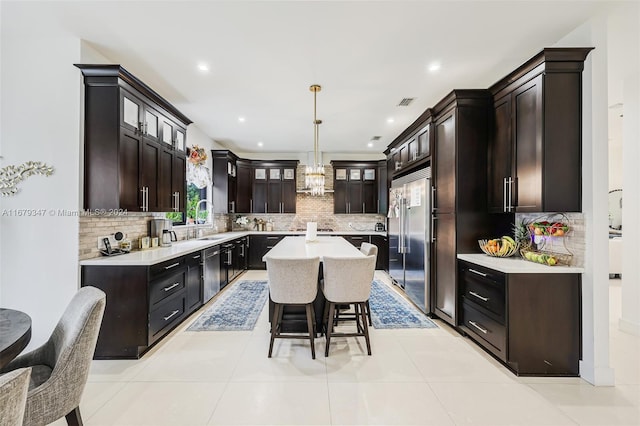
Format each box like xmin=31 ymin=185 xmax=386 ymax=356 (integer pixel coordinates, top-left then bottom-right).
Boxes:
xmin=377 ymin=160 xmax=388 ymax=215
xmin=236 ymin=161 xmax=252 ymax=213
xmin=212 ymin=150 xmax=238 ymax=214
xmin=77 ymin=64 xmax=192 ymax=213
xmin=185 ymin=251 xmax=203 ymax=314
xmin=82 ymin=251 xmax=204 ymax=359
xmin=487 ymin=48 xmax=592 ymax=213
xmin=430 ymin=90 xmax=509 ymax=328
xmin=458 ymin=260 xmax=581 ymax=376
xmin=433 ymin=213 xmax=456 ymax=321
xmin=370 ymin=235 xmax=388 ymax=271
xmin=384 ymin=110 xmax=433 ymax=176
xmin=252 ymin=161 xmax=298 ymax=214
xmin=248 ymin=235 xmax=284 ymax=269
xmin=331 ymin=161 xmax=379 ymax=214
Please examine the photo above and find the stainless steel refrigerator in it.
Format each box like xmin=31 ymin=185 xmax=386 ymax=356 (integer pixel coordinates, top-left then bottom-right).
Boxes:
xmin=388 ymin=168 xmax=431 ymax=313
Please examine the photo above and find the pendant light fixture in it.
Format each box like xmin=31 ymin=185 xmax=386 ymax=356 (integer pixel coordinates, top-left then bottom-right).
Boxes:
xmin=305 ymin=84 xmax=325 ymax=196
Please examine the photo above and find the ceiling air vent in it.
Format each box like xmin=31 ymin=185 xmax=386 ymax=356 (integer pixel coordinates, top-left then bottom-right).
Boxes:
xmin=397 ymin=98 xmax=415 ymax=107
xmin=371 ymin=136 xmax=381 ymax=141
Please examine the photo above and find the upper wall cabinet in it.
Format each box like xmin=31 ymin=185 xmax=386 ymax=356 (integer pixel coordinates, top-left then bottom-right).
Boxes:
xmin=251 ymin=161 xmax=298 ymax=214
xmin=385 ymin=109 xmax=433 ymax=176
xmin=211 ymin=150 xmax=238 ymax=214
xmin=331 ymin=161 xmax=380 ymax=214
xmin=487 ymin=48 xmax=593 ymax=213
xmin=77 ymin=64 xmax=192 ymax=213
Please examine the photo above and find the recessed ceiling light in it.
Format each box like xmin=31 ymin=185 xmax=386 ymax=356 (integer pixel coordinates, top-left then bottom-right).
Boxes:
xmin=257 ymin=141 xmax=263 ymax=147
xmin=197 ymin=63 xmax=209 ymax=72
xmin=428 ymin=62 xmax=441 ymax=72
xmin=367 ymin=142 xmax=374 ymax=148
xmin=238 ymin=117 xmax=246 ymax=123
xmin=387 ymin=118 xmax=395 ymax=124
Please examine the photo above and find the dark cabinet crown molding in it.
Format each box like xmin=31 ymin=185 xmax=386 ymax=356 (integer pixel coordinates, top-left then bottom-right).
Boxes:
xmin=432 ymin=89 xmax=491 ymax=118
xmin=489 ymin=47 xmax=594 ymax=97
xmin=75 ymin=64 xmax=193 ymax=126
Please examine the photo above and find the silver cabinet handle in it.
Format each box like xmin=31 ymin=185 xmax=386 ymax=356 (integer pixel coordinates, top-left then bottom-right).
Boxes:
xmin=227 ymin=250 xmax=232 ymax=265
xmin=468 ymin=268 xmax=487 ymax=277
xmin=250 ymin=199 xmax=253 ymax=213
xmin=163 ymin=282 xmax=180 ymax=292
xmin=192 ymin=255 xmax=201 ymax=259
xmin=164 ymin=262 xmax=180 ymax=270
xmin=503 ymin=177 xmax=507 ymax=212
xmin=230 ymin=201 xmax=235 ymax=213
xmin=163 ymin=310 xmax=180 ymax=321
xmin=139 ymin=187 xmax=149 ymax=211
xmin=240 ymin=244 xmax=245 ymax=257
xmin=266 ymin=236 xmax=280 ymax=240
xmin=264 ymin=203 xmax=267 ymax=213
xmin=363 ymin=202 xmax=365 ymax=213
xmin=507 ymin=177 xmax=514 ymax=212
xmin=469 ymin=291 xmax=489 ymax=302
xmin=468 ymin=320 xmax=488 ymax=334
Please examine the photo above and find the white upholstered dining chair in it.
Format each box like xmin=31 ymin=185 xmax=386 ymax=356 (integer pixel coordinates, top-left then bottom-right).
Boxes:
xmin=266 ymin=256 xmax=320 ymax=359
xmin=322 ymin=255 xmax=376 ymax=357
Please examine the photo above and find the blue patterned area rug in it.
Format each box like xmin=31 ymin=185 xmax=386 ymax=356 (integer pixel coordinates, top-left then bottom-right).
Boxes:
xmin=187 ymin=280 xmax=269 ymax=331
xmin=369 ymin=280 xmax=437 ymax=329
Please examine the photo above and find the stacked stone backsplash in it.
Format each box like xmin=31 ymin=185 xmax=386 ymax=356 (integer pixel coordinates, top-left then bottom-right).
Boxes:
xmin=79 ymin=212 xmax=229 ymax=260
xmin=515 ymin=212 xmax=585 ymax=267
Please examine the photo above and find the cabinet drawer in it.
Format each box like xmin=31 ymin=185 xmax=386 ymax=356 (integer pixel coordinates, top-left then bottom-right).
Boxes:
xmin=462 ymin=302 xmax=506 ymax=358
xmin=149 ymin=269 xmax=186 ymax=309
xmin=461 ymin=273 xmax=505 ymax=320
xmin=149 ymin=295 xmax=185 ymax=342
xmin=150 ymin=256 xmax=186 ymax=278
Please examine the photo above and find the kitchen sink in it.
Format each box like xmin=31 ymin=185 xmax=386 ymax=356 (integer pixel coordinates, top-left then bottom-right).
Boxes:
xmin=199 ymin=236 xmax=223 ymax=241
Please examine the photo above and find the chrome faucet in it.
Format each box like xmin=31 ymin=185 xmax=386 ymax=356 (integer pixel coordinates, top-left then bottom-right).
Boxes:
xmin=191 ymin=199 xmax=210 ymax=239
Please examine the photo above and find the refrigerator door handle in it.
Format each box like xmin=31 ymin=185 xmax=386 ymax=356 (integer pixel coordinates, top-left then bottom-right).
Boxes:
xmin=399 ymin=197 xmax=406 ymax=254
xmin=431 ymin=215 xmax=437 ymax=243
xmin=431 ymin=186 xmax=436 ymax=213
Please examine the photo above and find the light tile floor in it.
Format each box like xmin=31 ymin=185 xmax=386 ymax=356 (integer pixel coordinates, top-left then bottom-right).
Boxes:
xmin=52 ymin=273 xmax=639 ymax=425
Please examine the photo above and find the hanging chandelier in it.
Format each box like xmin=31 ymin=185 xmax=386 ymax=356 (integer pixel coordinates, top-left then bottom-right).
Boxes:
xmin=305 ymin=84 xmax=325 ymax=196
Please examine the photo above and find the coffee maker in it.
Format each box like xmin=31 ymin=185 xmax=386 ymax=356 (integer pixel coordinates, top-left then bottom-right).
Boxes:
xmin=150 ymin=219 xmax=177 ymax=247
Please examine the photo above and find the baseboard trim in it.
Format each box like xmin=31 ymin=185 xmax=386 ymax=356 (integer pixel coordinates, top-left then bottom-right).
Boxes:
xmin=579 ymin=361 xmax=615 ymax=386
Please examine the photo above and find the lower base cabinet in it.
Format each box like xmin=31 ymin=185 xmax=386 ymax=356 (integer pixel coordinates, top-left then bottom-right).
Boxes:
xmin=458 ymin=260 xmax=581 ymax=376
xmin=248 ymin=235 xmax=284 ymax=269
xmin=82 ymin=252 xmax=202 ymax=359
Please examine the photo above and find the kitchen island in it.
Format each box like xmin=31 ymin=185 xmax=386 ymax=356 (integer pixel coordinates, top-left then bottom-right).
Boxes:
xmin=263 ymin=236 xmax=365 ymax=334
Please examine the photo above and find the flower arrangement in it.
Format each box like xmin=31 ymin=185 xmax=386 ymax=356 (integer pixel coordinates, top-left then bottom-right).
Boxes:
xmin=188 ymin=145 xmax=208 ymax=165
xmin=235 ymin=215 xmax=249 ymax=226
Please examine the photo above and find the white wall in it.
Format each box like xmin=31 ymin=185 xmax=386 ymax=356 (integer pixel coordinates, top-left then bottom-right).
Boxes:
xmin=0 ymin=4 xmax=82 ymax=348
xmin=554 ymin=12 xmax=614 ymax=385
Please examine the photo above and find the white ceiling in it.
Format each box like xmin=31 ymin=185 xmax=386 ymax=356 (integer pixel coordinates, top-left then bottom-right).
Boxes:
xmin=11 ymin=1 xmax=617 ymax=153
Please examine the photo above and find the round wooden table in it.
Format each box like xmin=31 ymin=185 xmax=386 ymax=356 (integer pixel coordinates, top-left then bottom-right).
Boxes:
xmin=0 ymin=308 xmax=32 ymax=369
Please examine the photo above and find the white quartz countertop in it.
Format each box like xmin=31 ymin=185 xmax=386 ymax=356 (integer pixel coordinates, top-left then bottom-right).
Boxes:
xmin=262 ymin=236 xmax=365 ymax=261
xmin=457 ymin=254 xmax=584 ymax=274
xmin=80 ymin=230 xmax=383 ymax=266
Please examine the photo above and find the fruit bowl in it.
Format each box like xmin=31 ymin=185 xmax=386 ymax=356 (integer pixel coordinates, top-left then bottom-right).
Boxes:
xmin=520 ymin=248 xmax=572 ymax=266
xmin=528 ymin=221 xmax=569 ymax=237
xmin=478 ymin=237 xmax=519 ymax=257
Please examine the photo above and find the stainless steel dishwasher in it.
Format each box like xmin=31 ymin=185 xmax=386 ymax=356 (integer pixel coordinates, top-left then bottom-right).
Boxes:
xmin=202 ymin=246 xmax=221 ymax=303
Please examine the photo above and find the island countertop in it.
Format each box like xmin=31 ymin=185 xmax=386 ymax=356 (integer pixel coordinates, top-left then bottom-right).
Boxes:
xmin=261 ymin=236 xmax=365 ymax=261
xmin=457 ymin=254 xmax=584 ymax=274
